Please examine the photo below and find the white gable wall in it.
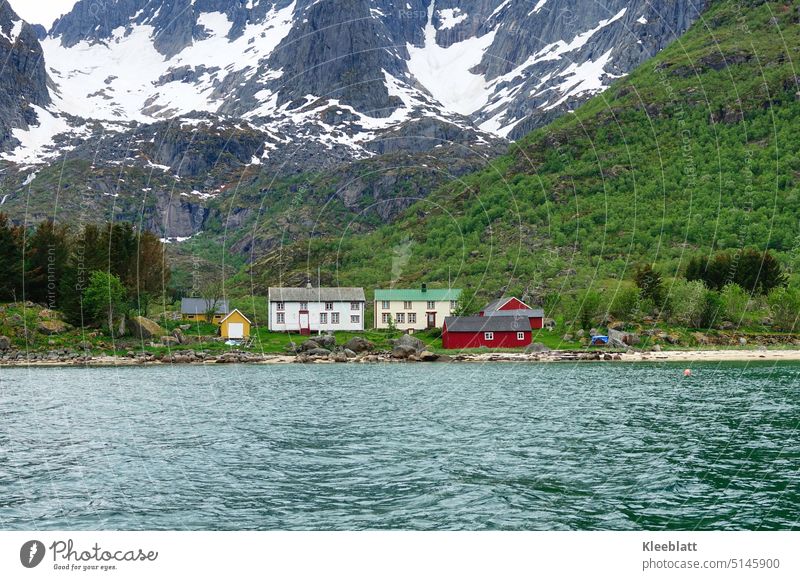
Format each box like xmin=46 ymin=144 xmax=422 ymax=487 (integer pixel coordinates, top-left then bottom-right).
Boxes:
xmin=269 ymin=300 xmax=365 ymax=332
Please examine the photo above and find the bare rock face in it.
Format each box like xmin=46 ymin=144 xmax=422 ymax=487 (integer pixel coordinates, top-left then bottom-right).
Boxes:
xmin=129 ymin=316 xmax=166 ymax=340
xmin=0 ymin=0 xmax=51 ymax=152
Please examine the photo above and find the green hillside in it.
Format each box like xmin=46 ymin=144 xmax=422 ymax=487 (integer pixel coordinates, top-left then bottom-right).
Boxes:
xmin=244 ymin=0 xmax=800 ymax=308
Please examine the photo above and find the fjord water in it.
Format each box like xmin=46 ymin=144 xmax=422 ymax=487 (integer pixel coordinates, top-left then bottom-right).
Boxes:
xmin=1 ymin=363 xmax=797 ymax=531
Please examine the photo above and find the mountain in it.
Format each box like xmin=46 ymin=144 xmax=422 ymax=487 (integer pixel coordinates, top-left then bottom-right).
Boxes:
xmin=242 ymin=0 xmax=800 ymax=300
xmin=0 ymin=0 xmax=51 ymax=157
xmin=0 ymin=0 xmax=703 ymax=252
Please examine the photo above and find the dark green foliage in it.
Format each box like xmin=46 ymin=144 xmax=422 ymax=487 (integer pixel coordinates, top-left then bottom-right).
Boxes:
xmin=83 ymin=271 xmax=127 ymax=331
xmin=686 ymin=249 xmax=786 ymax=294
xmin=635 ymin=265 xmax=665 ymax=306
xmin=0 ymin=213 xmax=23 ymax=301
xmin=24 ymin=220 xmax=70 ymax=307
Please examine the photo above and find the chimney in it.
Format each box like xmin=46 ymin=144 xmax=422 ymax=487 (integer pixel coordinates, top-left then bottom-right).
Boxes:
xmin=421 ymin=283 xmax=427 ymax=293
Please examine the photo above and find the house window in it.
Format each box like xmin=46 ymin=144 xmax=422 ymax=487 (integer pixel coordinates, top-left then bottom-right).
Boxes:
xmin=427 ymin=301 xmax=435 ymax=310
xmin=408 ymin=313 xmax=417 ymax=324
xmin=403 ymin=301 xmax=412 ymax=310
xmin=300 ymin=302 xmax=308 ymax=310
xmin=351 ymin=302 xmax=360 ymax=311
xmin=351 ymin=315 xmax=360 ymax=324
xmin=276 ymin=313 xmax=285 ymax=324
xmin=331 ymin=312 xmax=340 ymax=324
xmin=325 ymin=302 xmax=334 ymax=311
xmin=396 ymin=313 xmax=405 ymax=324
xmin=517 ymin=332 xmax=525 ymax=341
xmin=320 ymin=313 xmax=328 ymax=324
xmin=275 ymin=302 xmax=285 ymax=311
xmin=382 ymin=313 xmax=391 ymax=324
xmin=484 ymin=332 xmax=494 ymax=341
xmin=382 ymin=300 xmax=390 ymax=309
xmin=450 ymin=300 xmax=457 ymax=309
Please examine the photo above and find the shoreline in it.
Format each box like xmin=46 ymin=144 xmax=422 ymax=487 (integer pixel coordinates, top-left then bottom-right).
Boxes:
xmin=2 ymin=348 xmax=800 ymax=367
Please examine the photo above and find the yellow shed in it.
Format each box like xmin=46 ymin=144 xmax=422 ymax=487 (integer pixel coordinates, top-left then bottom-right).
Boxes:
xmin=219 ymin=309 xmax=252 ymax=340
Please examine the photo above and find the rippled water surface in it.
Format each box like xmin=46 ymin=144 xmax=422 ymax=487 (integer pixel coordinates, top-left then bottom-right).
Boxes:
xmin=1 ymin=362 xmax=798 ymax=530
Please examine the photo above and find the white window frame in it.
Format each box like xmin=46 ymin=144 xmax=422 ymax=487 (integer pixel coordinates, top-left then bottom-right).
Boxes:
xmin=276 ymin=312 xmax=285 ymax=324
xmin=382 ymin=313 xmax=391 ymax=323
xmin=427 ymin=301 xmax=435 ymax=310
xmin=404 ymin=301 xmax=413 ymax=310
xmin=351 ymin=315 xmax=360 ymax=324
xmin=382 ymin=300 xmax=390 ymax=309
xmin=325 ymin=302 xmax=334 ymax=311
xmin=275 ymin=301 xmax=285 ymax=311
xmin=351 ymin=302 xmax=360 ymax=311
xmin=396 ymin=313 xmax=405 ymax=324
xmin=408 ymin=313 xmax=417 ymax=324
xmin=331 ymin=312 xmax=340 ymax=324
xmin=300 ymin=302 xmax=308 ymax=310
xmin=484 ymin=332 xmax=494 ymax=341
xmin=517 ymin=332 xmax=525 ymax=340
xmin=450 ymin=300 xmax=457 ymax=309
xmin=320 ymin=313 xmax=328 ymax=324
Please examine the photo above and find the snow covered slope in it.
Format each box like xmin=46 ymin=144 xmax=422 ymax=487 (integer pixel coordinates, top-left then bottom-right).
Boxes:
xmin=1 ymin=0 xmax=704 ymax=166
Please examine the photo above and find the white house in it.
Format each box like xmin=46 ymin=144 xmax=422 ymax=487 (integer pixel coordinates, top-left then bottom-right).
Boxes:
xmin=373 ymin=284 xmax=462 ymax=331
xmin=268 ymin=286 xmax=366 ymax=334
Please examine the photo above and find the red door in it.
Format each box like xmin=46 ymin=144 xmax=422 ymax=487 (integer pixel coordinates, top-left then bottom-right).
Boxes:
xmin=299 ymin=310 xmax=310 ymax=335
xmin=427 ymin=312 xmax=436 ymax=329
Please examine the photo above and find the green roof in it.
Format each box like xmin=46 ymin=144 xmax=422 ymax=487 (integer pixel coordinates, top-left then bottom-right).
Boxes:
xmin=374 ymin=288 xmax=462 ymax=301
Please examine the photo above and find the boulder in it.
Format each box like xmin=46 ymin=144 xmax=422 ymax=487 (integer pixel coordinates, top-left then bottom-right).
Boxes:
xmin=316 ymin=334 xmax=337 ymax=349
xmin=37 ymin=320 xmax=69 ymax=335
xmin=329 ymin=352 xmax=348 ymax=363
xmin=300 ymin=339 xmax=320 ymax=352
xmin=344 ymin=348 xmax=357 ymax=359
xmin=652 ymin=344 xmax=662 ymax=352
xmin=543 ymin=318 xmax=556 ymax=330
xmin=525 ymin=343 xmax=551 ymax=354
xmin=608 ymin=328 xmax=639 ymax=348
xmin=391 ymin=345 xmax=418 ymax=359
xmin=160 ymin=335 xmax=180 ymax=346
xmin=0 ymin=336 xmax=10 ymax=351
xmin=738 ymin=337 xmax=747 ymax=346
xmin=129 ymin=316 xmax=166 ymax=340
xmin=306 ymin=348 xmax=332 ymax=357
xmin=394 ymin=334 xmax=426 ymax=352
xmin=436 ymin=354 xmax=453 ymax=363
xmin=344 ymin=336 xmax=374 ymax=353
xmin=419 ymin=350 xmax=439 ymax=362
xmin=172 ymin=328 xmax=185 ymax=344
xmin=285 ymin=341 xmax=299 ymax=353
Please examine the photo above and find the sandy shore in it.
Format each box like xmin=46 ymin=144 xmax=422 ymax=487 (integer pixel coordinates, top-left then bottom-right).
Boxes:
xmin=2 ymin=349 xmax=800 ymax=367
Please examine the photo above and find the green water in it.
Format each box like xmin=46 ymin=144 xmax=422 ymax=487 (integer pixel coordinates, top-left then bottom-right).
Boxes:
xmin=0 ymin=362 xmax=797 ymax=530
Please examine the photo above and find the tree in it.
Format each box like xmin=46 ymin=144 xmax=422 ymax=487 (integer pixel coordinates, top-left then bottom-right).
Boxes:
xmin=452 ymin=287 xmax=477 ymax=316
xmin=132 ymin=230 xmax=170 ymax=316
xmin=768 ymin=287 xmax=800 ymax=332
xmin=720 ymin=283 xmax=749 ymax=323
xmin=200 ymin=278 xmax=224 ymax=322
xmin=609 ymin=286 xmax=640 ymax=320
xmin=736 ymin=249 xmax=786 ymax=295
xmin=83 ymin=271 xmax=128 ymax=332
xmin=24 ymin=219 xmax=70 ymax=307
xmin=0 ymin=213 xmax=23 ymax=300
xmin=577 ymin=290 xmax=602 ymax=330
xmin=635 ymin=264 xmax=665 ymax=306
xmin=668 ymin=280 xmax=707 ymax=327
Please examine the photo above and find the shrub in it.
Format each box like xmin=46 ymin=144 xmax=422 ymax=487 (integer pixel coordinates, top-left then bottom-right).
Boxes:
xmin=720 ymin=283 xmax=749 ymax=323
xmin=768 ymin=287 xmax=800 ymax=331
xmin=609 ymin=286 xmax=641 ymax=320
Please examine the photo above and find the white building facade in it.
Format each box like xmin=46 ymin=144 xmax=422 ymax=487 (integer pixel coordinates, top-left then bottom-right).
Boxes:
xmin=268 ymin=287 xmax=366 ymax=334
xmin=373 ymin=285 xmax=462 ymax=331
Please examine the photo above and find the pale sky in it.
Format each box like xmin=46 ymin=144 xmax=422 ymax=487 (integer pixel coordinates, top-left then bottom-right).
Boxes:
xmin=8 ymin=0 xmax=80 ymax=28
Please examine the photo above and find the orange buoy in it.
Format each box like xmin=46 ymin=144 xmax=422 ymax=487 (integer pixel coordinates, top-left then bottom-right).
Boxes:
xmin=683 ymin=369 xmax=692 ymax=377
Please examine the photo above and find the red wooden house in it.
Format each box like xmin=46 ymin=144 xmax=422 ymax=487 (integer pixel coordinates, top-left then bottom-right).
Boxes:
xmin=442 ymin=316 xmax=533 ymax=350
xmin=479 ymin=297 xmax=544 ymax=330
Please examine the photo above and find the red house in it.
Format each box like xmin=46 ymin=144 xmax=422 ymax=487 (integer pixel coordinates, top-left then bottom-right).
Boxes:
xmin=442 ymin=316 xmax=533 ymax=350
xmin=479 ymin=297 xmax=544 ymax=330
